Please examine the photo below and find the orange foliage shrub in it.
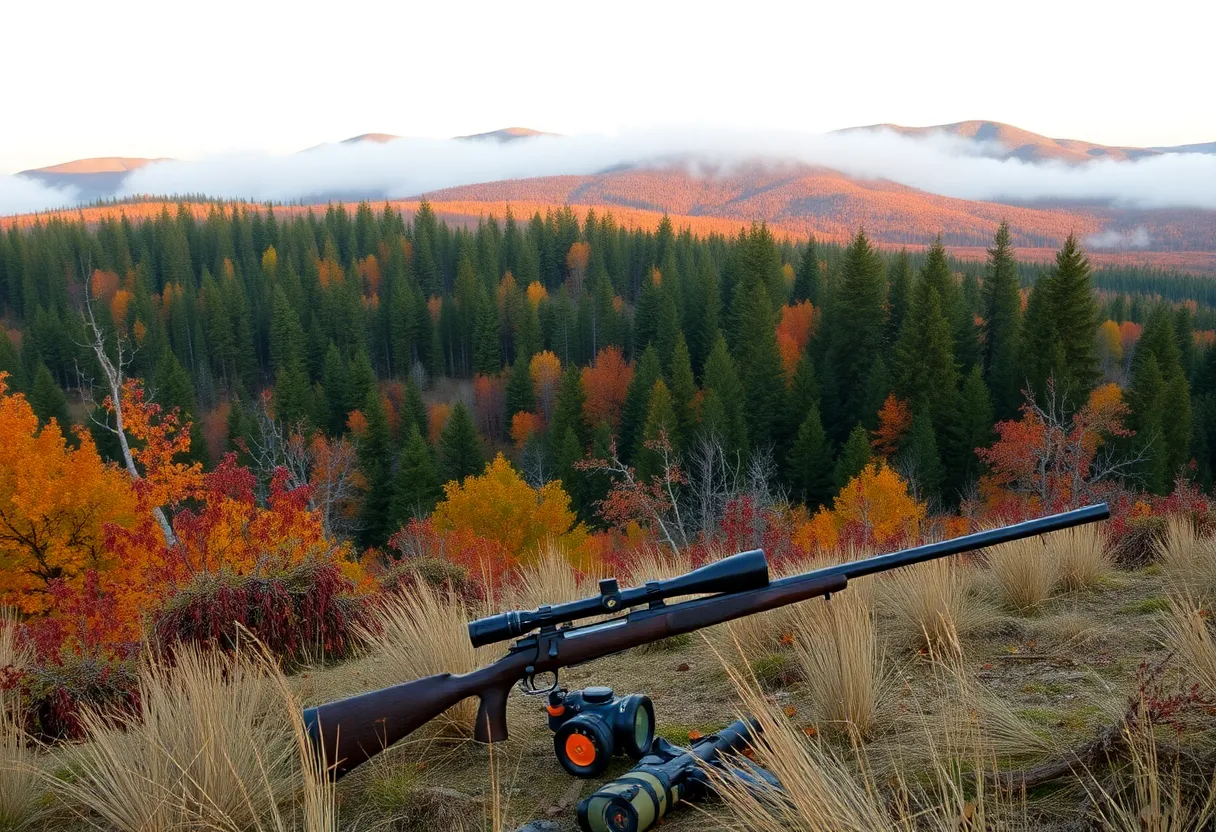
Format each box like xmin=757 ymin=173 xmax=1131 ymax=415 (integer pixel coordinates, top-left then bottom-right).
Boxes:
xmin=1098 ymin=320 xmax=1123 ymax=367
xmin=427 ymin=295 xmax=443 ymax=321
xmin=431 ymin=454 xmax=586 ymax=564
xmin=0 ymin=377 xmax=137 ymax=614
xmin=582 ymin=347 xmax=633 ymax=430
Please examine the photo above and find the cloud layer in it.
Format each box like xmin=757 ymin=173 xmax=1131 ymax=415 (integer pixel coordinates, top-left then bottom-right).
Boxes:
xmin=6 ymin=127 xmax=1216 ymax=220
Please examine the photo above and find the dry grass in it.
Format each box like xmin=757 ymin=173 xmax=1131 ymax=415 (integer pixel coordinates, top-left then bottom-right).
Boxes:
xmin=1164 ymin=598 xmax=1216 ymax=697
xmin=1086 ymin=709 xmax=1216 ymax=832
xmin=789 ymin=590 xmax=884 ymax=739
xmin=357 ymin=582 xmax=492 ymax=738
xmin=53 ymin=644 xmax=317 ymax=832
xmin=508 ymin=544 xmax=602 ymax=611
xmin=708 ymin=644 xmax=1024 ymax=832
xmin=1048 ymin=524 xmax=1111 ymax=592
xmin=0 ymin=612 xmax=41 ymax=832
xmin=624 ymin=544 xmax=694 ymax=584
xmin=877 ymin=558 xmax=986 ymax=654
xmin=986 ymin=537 xmax=1056 ymax=614
xmin=1156 ymin=515 xmax=1216 ymax=605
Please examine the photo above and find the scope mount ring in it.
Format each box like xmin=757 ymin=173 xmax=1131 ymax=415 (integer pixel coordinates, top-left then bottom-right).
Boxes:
xmin=517 ymin=667 xmax=559 ymax=696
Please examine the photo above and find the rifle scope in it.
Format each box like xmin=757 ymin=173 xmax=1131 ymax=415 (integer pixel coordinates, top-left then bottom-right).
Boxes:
xmin=468 ymin=549 xmax=769 ymax=648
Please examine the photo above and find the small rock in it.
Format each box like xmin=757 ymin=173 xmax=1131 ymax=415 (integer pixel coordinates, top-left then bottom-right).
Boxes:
xmin=516 ymin=821 xmax=564 ymax=832
xmin=676 ymin=663 xmax=690 ymax=672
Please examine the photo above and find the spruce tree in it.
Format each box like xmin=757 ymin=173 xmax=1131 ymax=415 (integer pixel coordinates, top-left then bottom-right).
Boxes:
xmin=619 ymin=346 xmax=662 ymax=462
xmin=0 ymin=327 xmax=24 ymax=391
xmin=402 ymin=378 xmax=428 ymax=439
xmin=637 ymin=379 xmax=678 ymax=481
xmin=791 ymin=236 xmax=822 ymax=305
xmin=894 ymin=281 xmax=959 ymax=441
xmin=472 ymin=294 xmax=501 ymax=376
xmin=957 ymin=366 xmax=995 ymax=485
xmin=822 ymin=230 xmax=887 ymax=437
xmin=1128 ymin=353 xmax=1168 ymax=493
xmin=668 ymin=334 xmax=698 ymax=450
xmin=439 ymin=401 xmax=484 ymax=483
xmin=731 ymin=280 xmax=785 ymax=449
xmin=699 ymin=334 xmax=749 ymax=464
xmin=886 ymin=250 xmax=912 ymax=344
xmin=505 ymin=358 xmax=535 ymax=422
xmin=29 ymin=363 xmax=72 ymax=432
xmin=549 ymin=367 xmax=589 ymax=452
xmin=357 ymin=389 xmax=394 ymax=547
xmin=898 ymin=407 xmax=946 ymax=505
xmin=781 ymin=353 xmax=820 ymax=455
xmin=273 ymin=359 xmax=313 ymax=431
xmin=982 ymin=221 xmax=1023 ymax=419
xmin=320 ymin=343 xmax=349 ymax=434
xmin=391 ymin=424 xmax=441 ymax=525
xmin=834 ymin=424 xmax=873 ymax=490
xmin=789 ymin=405 xmax=834 ymax=507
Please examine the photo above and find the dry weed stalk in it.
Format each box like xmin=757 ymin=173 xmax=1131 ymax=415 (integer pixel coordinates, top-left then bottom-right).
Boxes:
xmin=987 ymin=537 xmax=1056 ymax=613
xmin=510 ymin=544 xmax=602 ymax=611
xmin=1049 ymin=524 xmax=1111 ymax=592
xmin=357 ymin=581 xmax=492 ymax=738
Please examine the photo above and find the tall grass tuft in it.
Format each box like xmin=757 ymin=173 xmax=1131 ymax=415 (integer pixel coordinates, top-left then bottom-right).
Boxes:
xmin=53 ymin=645 xmax=303 ymax=832
xmin=357 ymin=581 xmax=492 ymax=738
xmin=1164 ymin=598 xmax=1216 ymax=697
xmin=1049 ymin=524 xmax=1111 ymax=592
xmin=0 ymin=612 xmax=42 ymax=832
xmin=789 ymin=590 xmax=884 ymax=739
xmin=986 ymin=537 xmax=1055 ymax=613
xmin=510 ymin=544 xmax=602 ymax=611
xmin=624 ymin=544 xmax=693 ymax=585
xmin=707 ymin=643 xmax=1023 ymax=832
xmin=877 ymin=558 xmax=984 ymax=654
xmin=1156 ymin=515 xmax=1216 ymax=605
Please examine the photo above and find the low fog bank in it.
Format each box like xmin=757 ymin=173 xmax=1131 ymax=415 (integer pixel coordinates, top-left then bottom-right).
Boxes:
xmin=7 ymin=127 xmax=1216 ymax=219
xmin=0 ymin=175 xmax=81 ymax=217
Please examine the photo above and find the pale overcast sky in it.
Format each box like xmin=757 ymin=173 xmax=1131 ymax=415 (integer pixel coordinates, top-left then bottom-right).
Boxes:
xmin=2 ymin=0 xmax=1213 ymax=172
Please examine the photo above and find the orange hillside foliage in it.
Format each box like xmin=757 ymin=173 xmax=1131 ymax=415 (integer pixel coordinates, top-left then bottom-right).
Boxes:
xmin=0 ymin=377 xmax=138 ymax=614
xmin=428 ymin=402 xmax=452 ymax=444
xmin=431 ymin=454 xmax=587 ymax=565
xmin=511 ymin=411 xmax=541 ymax=448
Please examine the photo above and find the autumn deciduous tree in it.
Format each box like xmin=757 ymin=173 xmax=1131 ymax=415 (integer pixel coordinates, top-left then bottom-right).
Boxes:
xmin=530 ymin=350 xmax=563 ymax=420
xmin=0 ymin=377 xmax=137 ymax=613
xmin=431 ymin=454 xmax=586 ymax=563
xmin=775 ymin=301 xmax=816 ymax=380
xmin=582 ymin=346 xmax=633 ymax=431
xmin=831 ymin=462 xmax=925 ymax=546
xmin=871 ymin=394 xmax=912 ymax=458
xmin=976 ymin=382 xmax=1136 ymax=511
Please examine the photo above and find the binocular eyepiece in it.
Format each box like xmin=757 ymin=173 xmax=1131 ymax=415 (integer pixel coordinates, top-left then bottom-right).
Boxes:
xmin=468 ymin=549 xmax=769 ymax=647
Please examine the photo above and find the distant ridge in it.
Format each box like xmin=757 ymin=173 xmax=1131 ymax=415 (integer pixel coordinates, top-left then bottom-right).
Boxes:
xmin=27 ymin=156 xmax=165 ymax=174
xmin=456 ymin=127 xmax=556 ymax=142
xmin=340 ymin=133 xmax=402 ymax=144
xmin=842 ymin=120 xmax=1216 ymax=164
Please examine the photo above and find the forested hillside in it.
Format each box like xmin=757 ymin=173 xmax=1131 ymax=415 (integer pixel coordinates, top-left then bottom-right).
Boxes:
xmin=4 ymin=200 xmax=1216 ymax=534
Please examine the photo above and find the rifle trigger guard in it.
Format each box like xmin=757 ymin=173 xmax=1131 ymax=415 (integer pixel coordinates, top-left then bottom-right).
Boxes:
xmin=517 ymin=667 xmax=559 ymax=696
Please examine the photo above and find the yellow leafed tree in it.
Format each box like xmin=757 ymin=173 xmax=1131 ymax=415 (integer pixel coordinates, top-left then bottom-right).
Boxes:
xmin=431 ymin=454 xmax=587 ymax=564
xmin=831 ymin=462 xmax=925 ymax=546
xmin=0 ymin=376 xmax=137 ymax=613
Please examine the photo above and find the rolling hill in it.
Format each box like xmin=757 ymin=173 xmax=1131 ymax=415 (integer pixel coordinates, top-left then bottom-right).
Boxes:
xmin=844 ymin=120 xmax=1216 ymax=164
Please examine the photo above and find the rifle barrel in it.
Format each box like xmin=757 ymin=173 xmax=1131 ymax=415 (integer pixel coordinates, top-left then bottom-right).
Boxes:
xmin=786 ymin=503 xmax=1109 ymax=586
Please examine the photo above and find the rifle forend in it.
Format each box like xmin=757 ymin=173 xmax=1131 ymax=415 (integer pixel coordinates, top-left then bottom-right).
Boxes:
xmin=468 ymin=548 xmax=769 ymax=647
xmin=304 ymin=503 xmax=1109 ymax=778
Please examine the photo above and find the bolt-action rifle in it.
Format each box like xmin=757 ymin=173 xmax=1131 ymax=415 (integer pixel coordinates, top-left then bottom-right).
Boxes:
xmin=305 ymin=503 xmax=1109 ymax=777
